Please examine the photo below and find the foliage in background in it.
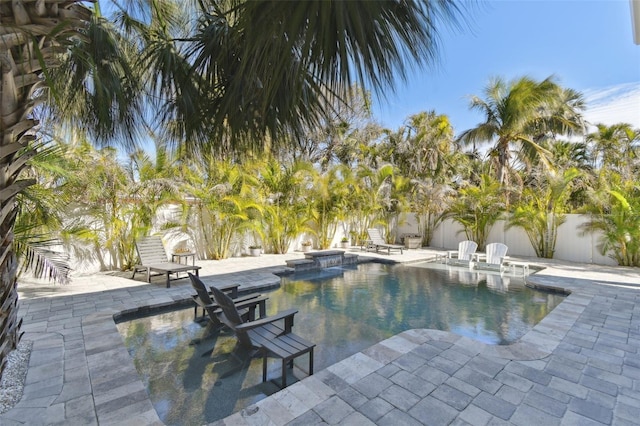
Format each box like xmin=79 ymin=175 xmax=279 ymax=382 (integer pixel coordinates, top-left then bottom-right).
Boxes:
xmin=14 ymin=142 xmax=75 ymax=283
xmin=581 ymin=176 xmax=640 ymax=267
xmin=308 ymin=166 xmax=350 ymax=249
xmin=507 ymin=168 xmax=581 ymax=258
xmin=445 ymin=174 xmax=505 ymax=250
xmin=182 ymin=156 xmax=261 ymax=260
xmin=258 ymin=160 xmax=313 ymax=253
xmin=458 ymin=76 xmax=585 ymax=189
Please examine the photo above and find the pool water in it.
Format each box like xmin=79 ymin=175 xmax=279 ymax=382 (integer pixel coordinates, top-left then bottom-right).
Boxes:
xmin=116 ymin=262 xmax=564 ymax=425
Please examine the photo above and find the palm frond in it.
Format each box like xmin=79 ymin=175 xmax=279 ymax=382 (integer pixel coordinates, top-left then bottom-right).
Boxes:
xmin=15 ymin=236 xmax=71 ymax=285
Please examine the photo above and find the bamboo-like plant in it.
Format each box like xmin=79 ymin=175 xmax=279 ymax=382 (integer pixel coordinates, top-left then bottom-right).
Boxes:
xmin=411 ymin=179 xmax=454 ymax=246
xmin=308 ymin=165 xmax=349 ymax=249
xmin=507 ymin=168 xmax=580 ymax=258
xmin=445 ymin=174 xmax=505 ymax=250
xmin=259 ymin=159 xmax=312 ymax=254
xmin=182 ymin=156 xmax=262 ymax=260
xmin=581 ymin=176 xmax=640 ymax=266
xmin=378 ymin=174 xmax=412 ymax=244
xmin=344 ymin=164 xmax=394 ymax=245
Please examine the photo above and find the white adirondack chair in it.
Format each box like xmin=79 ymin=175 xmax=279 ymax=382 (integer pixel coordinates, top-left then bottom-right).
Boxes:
xmin=486 ymin=243 xmax=508 ymax=266
xmin=473 ymin=243 xmax=509 ymax=272
xmin=446 ymin=240 xmax=478 ymax=263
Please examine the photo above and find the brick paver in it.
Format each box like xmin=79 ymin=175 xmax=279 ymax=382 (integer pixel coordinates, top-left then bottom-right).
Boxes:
xmin=2 ymin=250 xmax=639 ymax=425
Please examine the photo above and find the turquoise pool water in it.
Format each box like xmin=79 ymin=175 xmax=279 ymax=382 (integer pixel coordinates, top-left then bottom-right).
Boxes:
xmin=116 ymin=262 xmax=564 ymax=425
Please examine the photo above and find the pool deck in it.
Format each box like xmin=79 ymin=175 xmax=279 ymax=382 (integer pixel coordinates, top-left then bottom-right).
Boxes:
xmin=2 ymin=248 xmax=640 ymax=425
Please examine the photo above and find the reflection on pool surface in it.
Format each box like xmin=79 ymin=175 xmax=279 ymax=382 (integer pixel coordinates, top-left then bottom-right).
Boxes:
xmin=116 ymin=261 xmax=564 ymax=425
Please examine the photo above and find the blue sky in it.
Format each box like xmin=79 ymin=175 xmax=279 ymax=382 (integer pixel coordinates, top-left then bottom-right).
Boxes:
xmin=373 ymin=0 xmax=640 ymax=136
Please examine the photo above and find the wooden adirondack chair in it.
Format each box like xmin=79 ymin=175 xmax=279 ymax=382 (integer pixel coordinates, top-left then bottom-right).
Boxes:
xmin=189 ymin=274 xmax=268 ymax=330
xmin=205 ymin=276 xmax=315 ymax=388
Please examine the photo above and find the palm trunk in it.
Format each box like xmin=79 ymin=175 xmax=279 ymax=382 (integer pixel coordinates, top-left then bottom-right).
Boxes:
xmin=0 ymin=0 xmax=90 ymax=375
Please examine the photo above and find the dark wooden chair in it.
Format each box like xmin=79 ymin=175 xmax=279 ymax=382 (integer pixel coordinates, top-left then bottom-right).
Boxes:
xmin=189 ymin=274 xmax=267 ymax=329
xmin=206 ymin=278 xmax=315 ymax=388
xmin=132 ymin=236 xmax=201 ymax=288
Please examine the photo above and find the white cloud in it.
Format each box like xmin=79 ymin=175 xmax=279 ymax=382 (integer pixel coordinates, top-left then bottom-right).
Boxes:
xmin=582 ymin=82 xmax=640 ymax=130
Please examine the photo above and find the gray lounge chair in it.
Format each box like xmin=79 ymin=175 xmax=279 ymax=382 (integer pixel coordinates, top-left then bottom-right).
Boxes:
xmin=207 ymin=278 xmax=315 ymax=388
xmin=366 ymin=228 xmax=404 ymax=254
xmin=132 ymin=236 xmax=201 ymax=288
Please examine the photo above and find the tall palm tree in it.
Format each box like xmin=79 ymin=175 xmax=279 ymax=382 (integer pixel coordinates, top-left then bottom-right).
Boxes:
xmin=458 ymin=76 xmax=585 ymax=187
xmin=394 ymin=111 xmax=457 ymax=179
xmin=0 ymin=0 xmax=96 ymax=374
xmin=587 ymin=123 xmax=639 ymax=178
xmin=0 ymin=0 xmax=465 ymax=376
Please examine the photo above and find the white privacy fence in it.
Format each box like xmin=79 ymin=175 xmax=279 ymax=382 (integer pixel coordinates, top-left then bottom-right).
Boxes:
xmin=65 ymin=208 xmax=616 ymax=276
xmin=395 ymin=213 xmax=616 ymax=266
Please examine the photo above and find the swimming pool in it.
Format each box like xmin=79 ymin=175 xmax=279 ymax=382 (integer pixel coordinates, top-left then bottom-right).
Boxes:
xmin=116 ymin=261 xmax=563 ymax=425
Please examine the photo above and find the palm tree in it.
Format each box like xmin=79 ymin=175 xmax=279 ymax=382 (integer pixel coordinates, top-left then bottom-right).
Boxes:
xmin=308 ymin=165 xmax=349 ymax=249
xmin=258 ymin=159 xmax=313 ymax=254
xmin=507 ymin=168 xmax=581 ymax=258
xmin=458 ymin=76 xmax=585 ymax=187
xmin=292 ymin=85 xmax=374 ymax=170
xmin=383 ymin=110 xmax=463 ymax=246
xmin=581 ymin=176 xmax=640 ymax=266
xmin=182 ymin=157 xmax=261 ymax=260
xmin=14 ymin=142 xmax=75 ymax=285
xmin=345 ymin=163 xmax=395 ymax=245
xmin=0 ymin=0 xmax=465 ymax=376
xmin=411 ymin=178 xmax=454 ymax=246
xmin=394 ymin=111 xmax=457 ymax=179
xmin=64 ymin=141 xmax=140 ymax=271
xmin=587 ymin=123 xmax=639 ymax=179
xmin=0 ymin=1 xmax=143 ymax=374
xmin=445 ymin=174 xmax=505 ymax=250
xmin=121 ymin=0 xmax=466 ymax=150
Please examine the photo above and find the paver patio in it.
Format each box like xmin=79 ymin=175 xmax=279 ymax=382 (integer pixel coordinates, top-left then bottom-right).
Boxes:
xmin=2 ymin=249 xmax=639 ymax=425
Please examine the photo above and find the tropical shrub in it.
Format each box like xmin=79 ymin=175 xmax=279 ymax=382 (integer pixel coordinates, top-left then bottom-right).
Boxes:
xmin=308 ymin=165 xmax=349 ymax=249
xmin=581 ymin=178 xmax=640 ymax=266
xmin=445 ymin=174 xmax=505 ymax=250
xmin=259 ymin=160 xmax=312 ymax=254
xmin=182 ymin=157 xmax=261 ymax=260
xmin=507 ymin=168 xmax=580 ymax=258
